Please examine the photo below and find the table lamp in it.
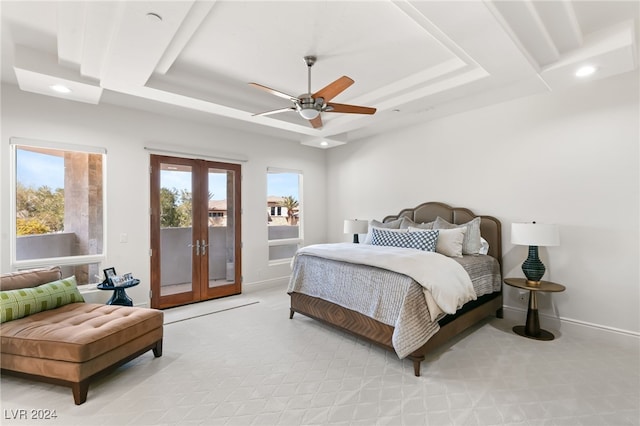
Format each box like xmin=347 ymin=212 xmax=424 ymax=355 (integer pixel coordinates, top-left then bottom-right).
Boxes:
xmin=344 ymin=219 xmax=368 ymax=243
xmin=511 ymin=222 xmax=560 ymax=286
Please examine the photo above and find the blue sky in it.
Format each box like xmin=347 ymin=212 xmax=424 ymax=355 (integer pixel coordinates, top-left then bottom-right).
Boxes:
xmin=17 ymin=150 xmax=64 ymax=189
xmin=17 ymin=149 xmax=299 ymax=199
xmin=164 ymin=171 xmax=299 ymax=199
xmin=267 ymin=172 xmax=299 ymax=198
xmin=161 ymin=170 xmax=229 ymax=199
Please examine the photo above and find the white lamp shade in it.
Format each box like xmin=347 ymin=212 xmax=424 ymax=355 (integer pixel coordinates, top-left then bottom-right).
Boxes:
xmin=511 ymin=223 xmax=560 ymax=246
xmin=344 ymin=219 xmax=369 ymax=234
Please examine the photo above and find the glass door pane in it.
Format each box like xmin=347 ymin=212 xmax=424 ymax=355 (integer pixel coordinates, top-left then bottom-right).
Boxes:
xmin=207 ymin=168 xmax=235 ymax=288
xmin=159 ymin=162 xmax=194 ymax=297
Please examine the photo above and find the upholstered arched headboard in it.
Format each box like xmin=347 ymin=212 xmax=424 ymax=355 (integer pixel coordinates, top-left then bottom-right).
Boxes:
xmin=382 ymin=202 xmax=502 ymax=268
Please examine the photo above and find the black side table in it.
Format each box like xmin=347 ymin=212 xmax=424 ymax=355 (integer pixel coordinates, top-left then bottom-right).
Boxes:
xmin=504 ymin=278 xmax=566 ymax=341
xmin=97 ymin=279 xmax=140 ymax=306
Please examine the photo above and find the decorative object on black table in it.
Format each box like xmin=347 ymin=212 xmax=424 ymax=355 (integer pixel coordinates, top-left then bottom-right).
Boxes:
xmin=103 ymin=267 xmax=117 ymax=287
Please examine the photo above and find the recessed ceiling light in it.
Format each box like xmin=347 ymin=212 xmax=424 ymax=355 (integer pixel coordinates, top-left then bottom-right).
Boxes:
xmin=575 ymin=65 xmax=597 ymax=77
xmin=320 ymin=141 xmax=329 ymax=147
xmin=50 ymin=84 xmax=72 ymax=94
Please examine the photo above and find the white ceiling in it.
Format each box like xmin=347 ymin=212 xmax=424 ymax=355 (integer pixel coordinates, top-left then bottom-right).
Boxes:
xmin=2 ymin=1 xmax=638 ymax=149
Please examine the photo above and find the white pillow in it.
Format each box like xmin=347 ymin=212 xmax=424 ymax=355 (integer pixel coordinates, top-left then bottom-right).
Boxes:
xmin=479 ymin=237 xmax=490 ymax=255
xmin=410 ymin=226 xmax=466 ymax=257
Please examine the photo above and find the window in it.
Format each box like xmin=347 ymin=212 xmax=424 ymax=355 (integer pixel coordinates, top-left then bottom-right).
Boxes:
xmin=270 ymin=206 xmax=282 ymax=216
xmin=11 ymin=138 xmax=106 ymax=284
xmin=267 ymin=168 xmax=302 ymax=263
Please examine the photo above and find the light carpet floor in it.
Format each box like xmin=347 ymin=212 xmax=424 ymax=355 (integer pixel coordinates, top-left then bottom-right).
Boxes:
xmin=0 ymin=285 xmax=638 ymax=426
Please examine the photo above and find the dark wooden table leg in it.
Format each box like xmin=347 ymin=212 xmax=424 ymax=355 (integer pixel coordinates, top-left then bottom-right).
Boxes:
xmin=513 ymin=290 xmax=555 ymax=341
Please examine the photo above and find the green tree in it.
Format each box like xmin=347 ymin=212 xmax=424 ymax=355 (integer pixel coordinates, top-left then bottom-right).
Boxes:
xmin=160 ymin=188 xmax=198 ymax=228
xmin=160 ymin=187 xmax=181 ymax=227
xmin=176 ymin=189 xmax=192 ymax=227
xmin=15 ymin=183 xmax=64 ymax=235
xmin=16 ymin=218 xmax=50 ymax=236
xmin=281 ymin=195 xmax=299 ymax=225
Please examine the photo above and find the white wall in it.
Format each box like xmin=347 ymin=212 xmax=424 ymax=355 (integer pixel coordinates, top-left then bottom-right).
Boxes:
xmin=1 ymin=84 xmax=327 ymax=304
xmin=3 ymin=70 xmax=638 ymax=334
xmin=326 ymin=71 xmax=639 ymax=334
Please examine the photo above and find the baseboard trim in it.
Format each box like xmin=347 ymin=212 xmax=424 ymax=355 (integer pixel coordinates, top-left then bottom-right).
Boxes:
xmin=243 ymin=276 xmax=289 ymax=293
xmin=502 ymin=304 xmax=639 ymax=341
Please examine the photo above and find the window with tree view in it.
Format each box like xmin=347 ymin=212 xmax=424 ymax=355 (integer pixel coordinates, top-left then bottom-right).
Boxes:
xmin=267 ymin=169 xmax=302 ymax=262
xmin=12 ymin=141 xmax=105 ymax=284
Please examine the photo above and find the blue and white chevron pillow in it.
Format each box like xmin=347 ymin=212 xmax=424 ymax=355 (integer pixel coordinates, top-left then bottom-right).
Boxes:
xmin=371 ymin=227 xmax=439 ymax=252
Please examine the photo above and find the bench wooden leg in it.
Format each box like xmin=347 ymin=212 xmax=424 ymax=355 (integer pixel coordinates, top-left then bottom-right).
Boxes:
xmin=289 ymin=309 xmax=295 ymax=319
xmin=152 ymin=339 xmax=163 ymax=357
xmin=72 ymin=380 xmax=89 ymax=405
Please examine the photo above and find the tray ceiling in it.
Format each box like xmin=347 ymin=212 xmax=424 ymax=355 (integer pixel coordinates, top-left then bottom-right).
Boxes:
xmin=1 ymin=1 xmax=638 ymax=148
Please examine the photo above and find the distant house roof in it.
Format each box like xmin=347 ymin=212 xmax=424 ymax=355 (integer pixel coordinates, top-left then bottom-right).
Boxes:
xmin=267 ymin=195 xmax=284 ymax=206
xmin=209 ymin=200 xmax=227 ymax=211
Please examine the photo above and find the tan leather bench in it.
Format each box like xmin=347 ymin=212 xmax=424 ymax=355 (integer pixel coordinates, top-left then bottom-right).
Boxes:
xmin=1 ymin=267 xmax=163 ymax=404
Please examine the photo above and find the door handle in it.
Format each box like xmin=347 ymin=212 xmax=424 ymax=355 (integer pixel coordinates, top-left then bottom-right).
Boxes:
xmin=188 ymin=240 xmax=201 ymax=256
xmin=201 ymin=241 xmax=209 ymax=256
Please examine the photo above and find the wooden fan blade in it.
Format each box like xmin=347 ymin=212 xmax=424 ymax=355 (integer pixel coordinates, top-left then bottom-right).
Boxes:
xmin=325 ymin=102 xmax=376 ymax=115
xmin=248 ymin=82 xmax=299 ymax=102
xmin=312 ymin=76 xmax=354 ymax=102
xmin=253 ymin=107 xmax=296 ymax=117
xmin=309 ymin=115 xmax=323 ymax=128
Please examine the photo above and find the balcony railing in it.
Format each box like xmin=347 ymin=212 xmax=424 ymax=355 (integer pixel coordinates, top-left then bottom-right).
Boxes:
xmin=17 ymin=225 xmax=300 ymax=286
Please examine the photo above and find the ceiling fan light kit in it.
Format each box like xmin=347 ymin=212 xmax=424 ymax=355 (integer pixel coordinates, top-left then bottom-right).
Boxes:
xmin=298 ymin=105 xmax=320 ymax=120
xmin=249 ymin=55 xmax=376 ymax=129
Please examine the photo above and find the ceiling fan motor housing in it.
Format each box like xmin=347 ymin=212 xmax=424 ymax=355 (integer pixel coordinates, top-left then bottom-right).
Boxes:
xmin=297 ymin=96 xmax=322 ymax=119
xmin=304 ymin=56 xmax=317 ymax=67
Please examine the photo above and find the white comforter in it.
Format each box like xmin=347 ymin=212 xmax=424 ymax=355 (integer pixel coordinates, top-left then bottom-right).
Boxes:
xmin=295 ymin=243 xmax=477 ymax=321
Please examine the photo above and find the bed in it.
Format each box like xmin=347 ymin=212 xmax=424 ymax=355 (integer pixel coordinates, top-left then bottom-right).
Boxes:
xmin=287 ymin=202 xmax=503 ymax=376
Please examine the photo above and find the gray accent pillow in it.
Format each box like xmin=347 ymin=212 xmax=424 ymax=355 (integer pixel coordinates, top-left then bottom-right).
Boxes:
xmin=400 ymin=217 xmax=434 ymax=230
xmin=364 ymin=218 xmax=403 ymax=244
xmin=433 ymin=216 xmax=482 ymax=255
xmin=410 ymin=226 xmax=465 ymax=257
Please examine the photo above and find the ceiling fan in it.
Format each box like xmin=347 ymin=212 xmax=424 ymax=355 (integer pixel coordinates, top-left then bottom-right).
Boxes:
xmin=249 ymin=56 xmax=376 ymax=129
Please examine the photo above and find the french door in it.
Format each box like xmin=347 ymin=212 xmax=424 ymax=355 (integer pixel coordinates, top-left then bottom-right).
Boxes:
xmin=150 ymin=155 xmax=241 ymax=309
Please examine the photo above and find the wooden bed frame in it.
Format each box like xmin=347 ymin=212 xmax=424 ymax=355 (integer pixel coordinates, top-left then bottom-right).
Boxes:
xmin=289 ymin=202 xmax=503 ymax=376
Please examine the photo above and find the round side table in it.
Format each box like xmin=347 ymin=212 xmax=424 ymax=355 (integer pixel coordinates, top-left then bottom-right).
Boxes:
xmin=97 ymin=279 xmax=140 ymax=306
xmin=504 ymin=278 xmax=565 ymax=341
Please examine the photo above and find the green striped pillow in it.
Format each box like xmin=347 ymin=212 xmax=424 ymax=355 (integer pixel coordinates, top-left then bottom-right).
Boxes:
xmin=0 ymin=276 xmax=84 ymax=323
